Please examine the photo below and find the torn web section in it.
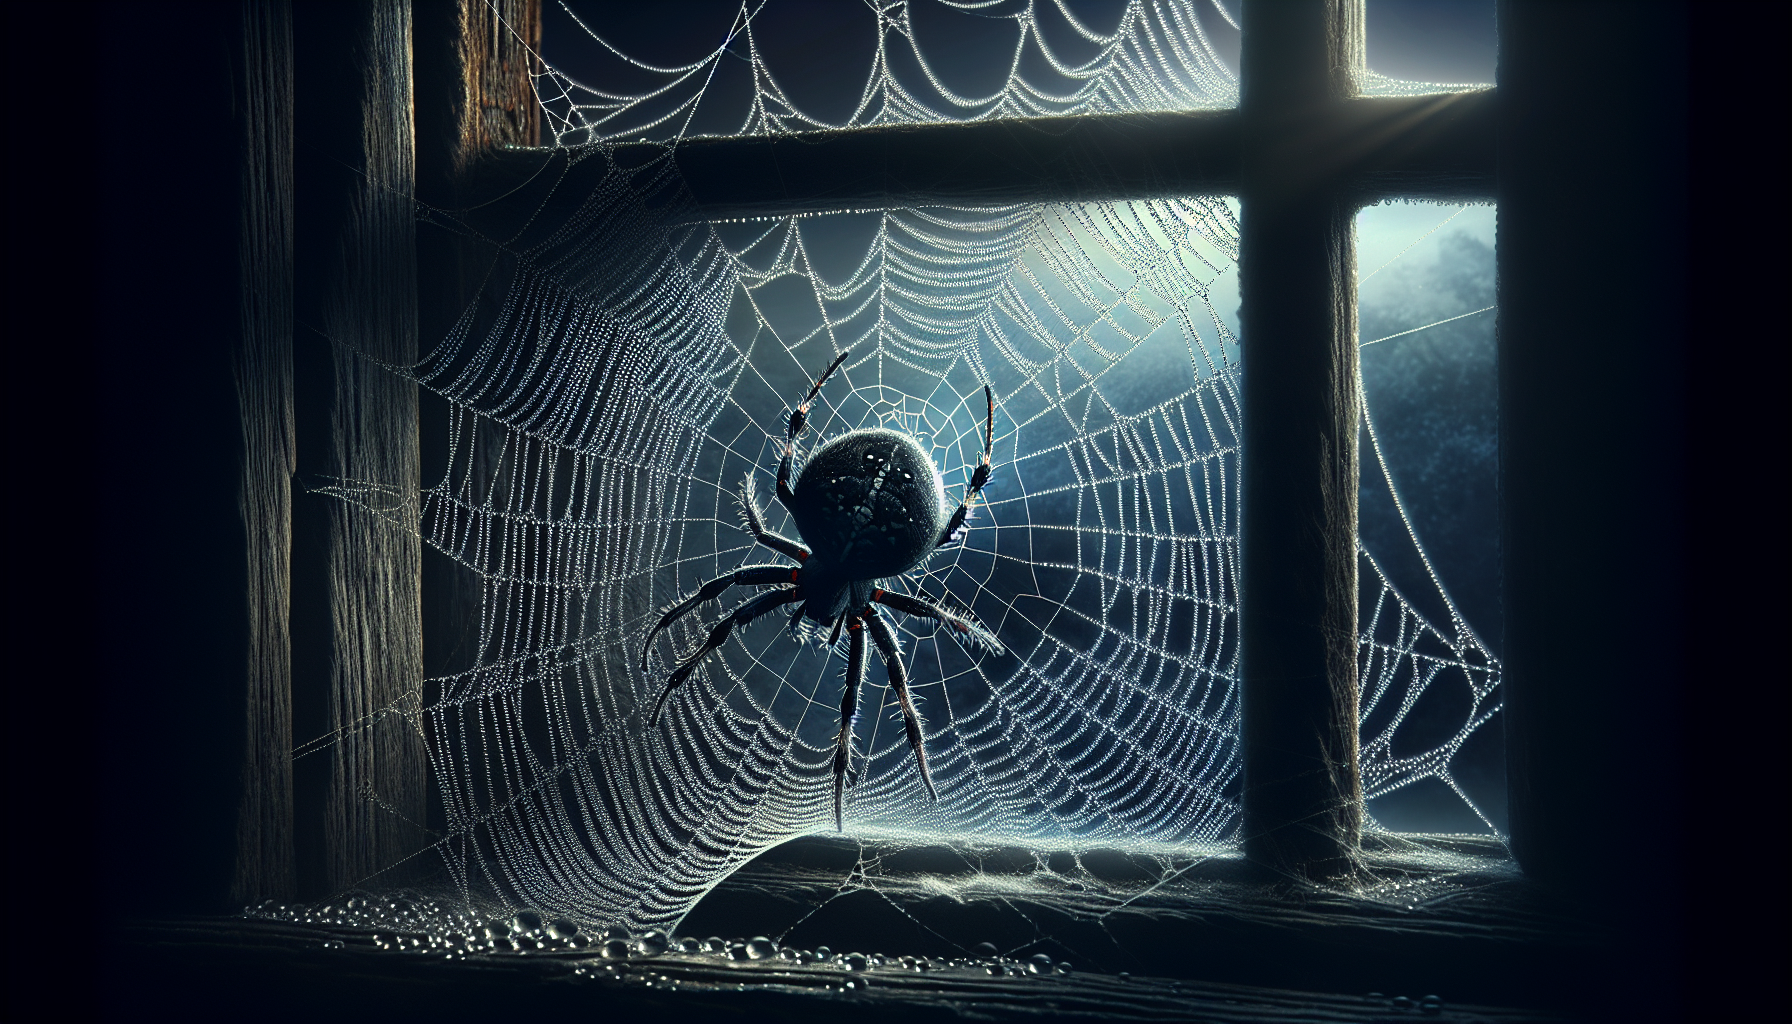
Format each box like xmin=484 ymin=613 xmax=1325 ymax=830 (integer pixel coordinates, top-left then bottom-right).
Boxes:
xmin=1354 ymin=201 xmax=1503 ymax=837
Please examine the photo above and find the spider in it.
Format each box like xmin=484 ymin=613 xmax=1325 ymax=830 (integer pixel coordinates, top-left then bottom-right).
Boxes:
xmin=642 ymin=351 xmax=1004 ymax=830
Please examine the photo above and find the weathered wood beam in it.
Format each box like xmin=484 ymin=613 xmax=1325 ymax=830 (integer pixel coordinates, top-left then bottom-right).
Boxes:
xmin=413 ymin=1 xmax=540 ymax=703
xmin=1236 ymin=0 xmax=1365 ymax=881
xmin=232 ymin=0 xmax=298 ymax=908
xmin=289 ymin=0 xmax=428 ymax=899
xmin=663 ymin=109 xmax=1242 ymax=218
xmin=469 ymin=90 xmax=1491 ymax=221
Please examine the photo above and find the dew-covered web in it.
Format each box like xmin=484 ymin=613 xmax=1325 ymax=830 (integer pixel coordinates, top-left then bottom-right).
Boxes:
xmin=307 ymin=1 xmax=1502 ymax=934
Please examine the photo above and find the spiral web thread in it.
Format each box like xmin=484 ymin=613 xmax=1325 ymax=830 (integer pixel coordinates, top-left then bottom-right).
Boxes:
xmin=316 ymin=1 xmax=1500 ymax=930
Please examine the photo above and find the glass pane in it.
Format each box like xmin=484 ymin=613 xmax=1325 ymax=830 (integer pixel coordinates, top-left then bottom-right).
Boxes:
xmin=1365 ymin=0 xmax=1495 ymax=93
xmin=1356 ymin=201 xmax=1504 ymax=834
xmin=540 ymin=0 xmax=1241 ymax=145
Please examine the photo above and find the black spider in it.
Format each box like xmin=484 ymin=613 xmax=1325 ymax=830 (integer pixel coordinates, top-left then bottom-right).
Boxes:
xmin=642 ymin=351 xmax=1004 ymax=829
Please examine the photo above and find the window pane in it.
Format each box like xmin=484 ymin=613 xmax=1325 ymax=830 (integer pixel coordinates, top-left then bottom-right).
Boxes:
xmin=540 ymin=0 xmax=1240 ymax=145
xmin=1365 ymin=0 xmax=1495 ymax=93
xmin=1356 ymin=201 xmax=1504 ymax=834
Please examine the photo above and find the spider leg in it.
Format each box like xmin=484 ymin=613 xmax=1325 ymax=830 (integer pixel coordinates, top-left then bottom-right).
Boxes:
xmin=937 ymin=385 xmax=997 ymax=548
xmin=741 ymin=474 xmax=809 ymax=562
xmin=864 ymin=608 xmax=938 ymax=803
xmin=648 ymin=589 xmax=803 ymax=725
xmin=870 ymin=587 xmax=1004 ymax=654
xmin=778 ymin=350 xmax=849 ymax=512
xmin=641 ymin=563 xmax=798 ymax=672
xmin=833 ymin=615 xmax=868 ymax=831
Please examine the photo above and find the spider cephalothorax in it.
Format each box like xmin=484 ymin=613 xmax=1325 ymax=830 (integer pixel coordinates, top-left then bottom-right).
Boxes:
xmin=642 ymin=351 xmax=1003 ymax=829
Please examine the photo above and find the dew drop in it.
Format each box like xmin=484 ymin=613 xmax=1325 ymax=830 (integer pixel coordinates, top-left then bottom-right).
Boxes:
xmin=678 ymin=937 xmax=701 ymax=954
xmin=1027 ymin=953 xmax=1053 ymax=975
xmin=971 ymin=941 xmax=1000 ymax=957
xmin=704 ymin=936 xmax=727 ymax=953
xmin=546 ymin=919 xmax=580 ymax=941
xmin=746 ymin=936 xmax=776 ymax=960
xmin=1055 ymin=962 xmax=1074 ymax=976
xmin=600 ymin=939 xmax=631 ymax=961
xmin=509 ymin=910 xmax=543 ymax=935
xmin=728 ymin=943 xmax=751 ymax=961
xmin=636 ymin=930 xmax=669 ymax=955
xmin=844 ymin=953 xmax=869 ymax=972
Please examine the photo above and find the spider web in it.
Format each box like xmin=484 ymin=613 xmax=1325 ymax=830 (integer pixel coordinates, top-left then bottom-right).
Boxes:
xmin=309 ymin=0 xmax=1500 ymax=933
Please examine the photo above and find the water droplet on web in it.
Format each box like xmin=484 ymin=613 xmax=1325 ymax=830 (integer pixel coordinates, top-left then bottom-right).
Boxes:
xmin=510 ymin=910 xmax=542 ymax=935
xmin=636 ymin=930 xmax=669 ymax=955
xmin=1027 ymin=953 xmax=1052 ymax=975
xmin=545 ymin=919 xmax=579 ymax=940
xmin=745 ymin=936 xmax=776 ymax=959
xmin=704 ymin=936 xmax=726 ymax=953
xmin=603 ymin=924 xmax=630 ymax=940
xmin=844 ymin=953 xmax=869 ymax=971
xmin=1055 ymin=962 xmax=1074 ymax=976
xmin=727 ymin=943 xmax=750 ymax=961
xmin=972 ymin=941 xmax=999 ymax=957
xmin=600 ymin=939 xmax=631 ymax=960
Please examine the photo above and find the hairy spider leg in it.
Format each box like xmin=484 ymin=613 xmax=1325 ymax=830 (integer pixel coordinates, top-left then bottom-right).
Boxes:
xmin=864 ymin=608 xmax=938 ymax=803
xmin=833 ymin=616 xmax=869 ymax=831
xmin=640 ymin=564 xmax=797 ymax=672
xmin=938 ymin=385 xmax=997 ymax=548
xmin=778 ymin=350 xmax=850 ymax=513
xmin=741 ymin=475 xmax=809 ymax=562
xmin=648 ymin=589 xmax=804 ymax=725
xmin=871 ymin=588 xmax=1005 ymax=654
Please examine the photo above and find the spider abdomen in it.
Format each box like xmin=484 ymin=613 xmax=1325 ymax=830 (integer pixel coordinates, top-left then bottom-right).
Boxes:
xmin=790 ymin=427 xmax=946 ymax=580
